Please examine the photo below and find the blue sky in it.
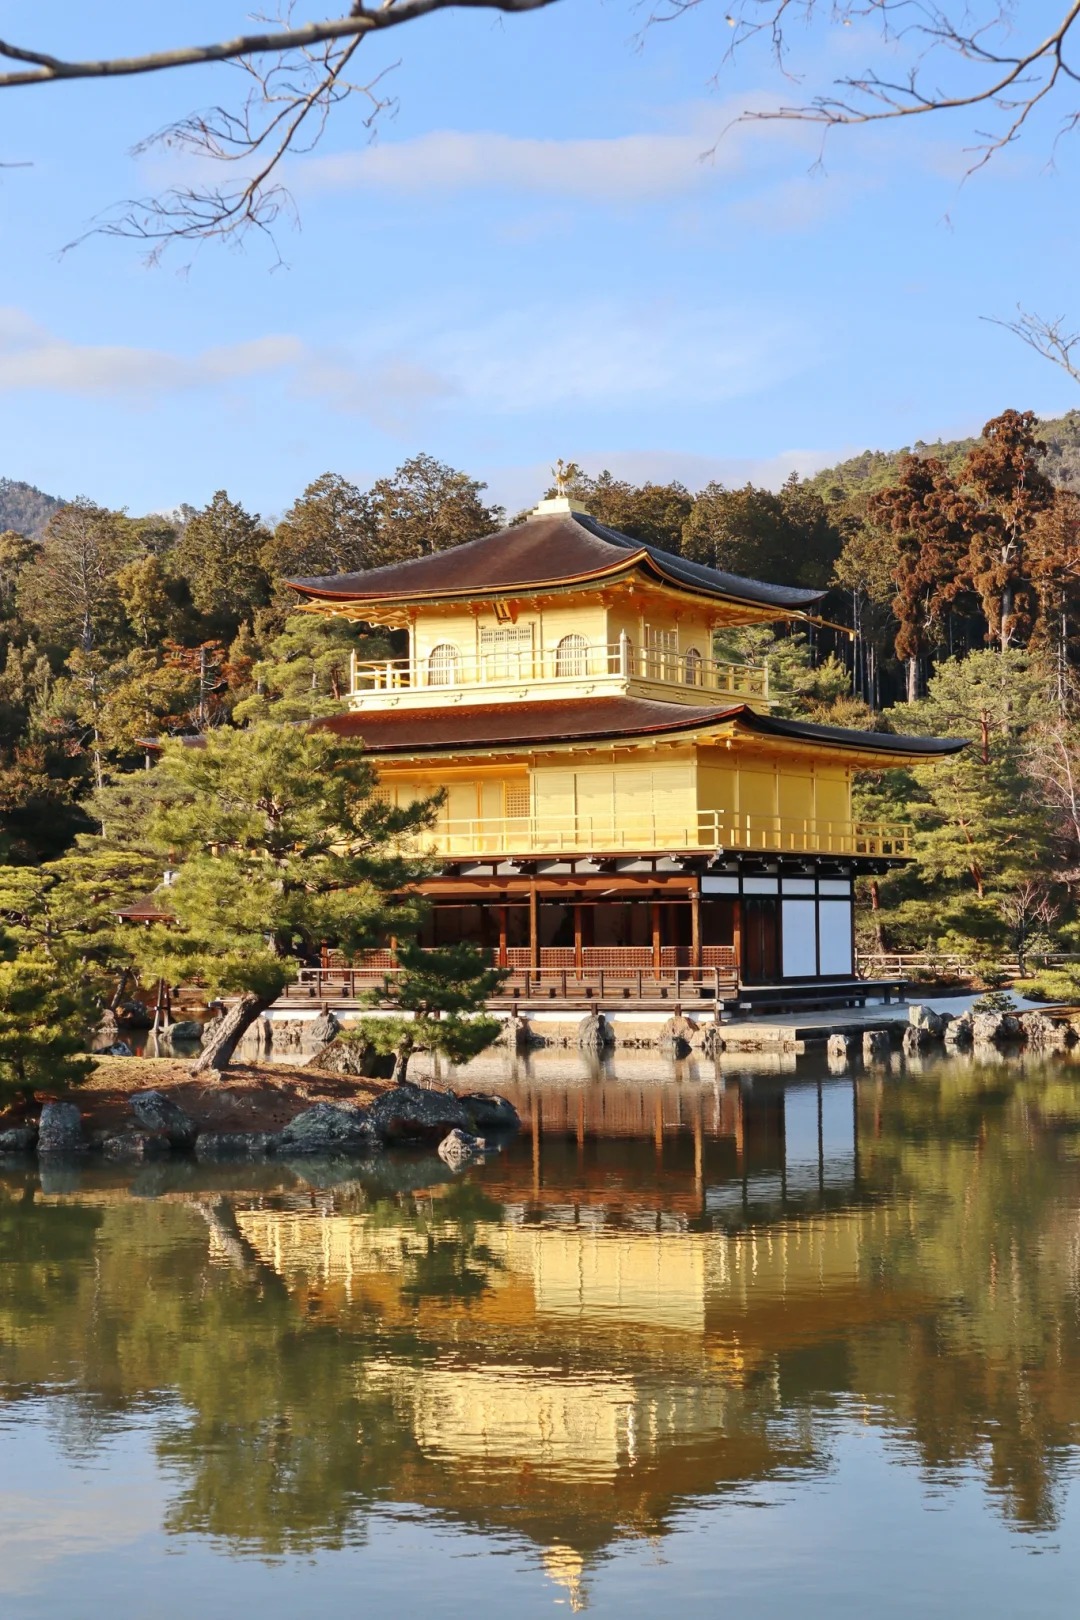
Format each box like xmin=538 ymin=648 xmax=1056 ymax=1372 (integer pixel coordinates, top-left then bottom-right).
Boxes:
xmin=0 ymin=1 xmax=1078 ymax=519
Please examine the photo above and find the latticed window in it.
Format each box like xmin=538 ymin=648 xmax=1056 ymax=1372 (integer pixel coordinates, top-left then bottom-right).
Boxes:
xmin=427 ymin=643 xmax=459 ymax=686
xmin=645 ymin=625 xmax=679 ymax=680
xmin=504 ymin=783 xmax=531 ymax=819
xmin=684 ymin=647 xmax=703 ymax=686
xmin=369 ymin=787 xmax=394 ymax=807
xmin=479 ymin=624 xmax=533 ymax=679
xmin=555 ymin=633 xmax=588 ymax=678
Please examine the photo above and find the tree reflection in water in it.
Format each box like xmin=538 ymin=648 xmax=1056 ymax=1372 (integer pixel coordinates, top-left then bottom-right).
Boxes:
xmin=3 ymin=1053 xmax=1080 ymax=1574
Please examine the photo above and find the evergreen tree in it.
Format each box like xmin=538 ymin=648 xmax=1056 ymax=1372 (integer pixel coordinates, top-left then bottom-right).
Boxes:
xmin=367 ymin=454 xmax=502 ymax=563
xmin=263 ymin=473 xmax=377 ymax=580
xmin=233 ymin=616 xmax=388 ymax=725
xmin=353 ymin=940 xmax=505 ymax=1084
xmin=173 ymin=491 xmax=272 ymax=634
xmin=0 ymin=954 xmax=92 ymax=1101
xmin=134 ymin=723 xmax=439 ymax=1072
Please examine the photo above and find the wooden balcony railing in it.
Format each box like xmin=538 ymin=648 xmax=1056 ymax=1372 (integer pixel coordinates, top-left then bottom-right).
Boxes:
xmin=350 ymin=642 xmax=768 ymax=703
xmin=401 ymin=810 xmax=911 ymax=860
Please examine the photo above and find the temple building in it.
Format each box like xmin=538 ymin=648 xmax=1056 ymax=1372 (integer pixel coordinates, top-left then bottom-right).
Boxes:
xmin=288 ymin=491 xmax=962 ymax=993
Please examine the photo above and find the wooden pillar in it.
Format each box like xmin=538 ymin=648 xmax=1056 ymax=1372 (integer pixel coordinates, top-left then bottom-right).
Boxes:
xmin=573 ymin=903 xmax=584 ymax=974
xmin=732 ymin=899 xmax=743 ymax=984
xmin=497 ymin=905 xmax=508 ymax=969
xmin=650 ymin=900 xmax=662 ymax=976
xmin=690 ymin=887 xmax=702 ymax=969
xmin=528 ymin=890 xmax=539 ymax=970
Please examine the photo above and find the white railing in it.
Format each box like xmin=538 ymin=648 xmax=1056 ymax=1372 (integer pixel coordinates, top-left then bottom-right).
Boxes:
xmin=396 ymin=810 xmax=911 ymax=860
xmin=350 ymin=641 xmax=769 ymax=702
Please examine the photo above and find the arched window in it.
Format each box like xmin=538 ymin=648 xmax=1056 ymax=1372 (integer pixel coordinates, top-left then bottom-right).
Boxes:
xmin=555 ymin=633 xmax=588 ymax=678
xmin=427 ymin=643 xmax=460 ymax=687
xmin=684 ymin=647 xmax=703 ymax=686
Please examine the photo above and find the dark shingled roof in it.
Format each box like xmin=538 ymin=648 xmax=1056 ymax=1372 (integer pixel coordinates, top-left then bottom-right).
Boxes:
xmin=288 ymin=510 xmax=827 ymax=613
xmin=316 ymin=695 xmax=966 ymax=759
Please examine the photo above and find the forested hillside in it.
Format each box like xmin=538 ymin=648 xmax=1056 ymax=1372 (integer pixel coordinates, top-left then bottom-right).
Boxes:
xmin=0 ymin=478 xmax=64 ymax=537
xmin=2 ymin=410 xmax=1080 ymax=971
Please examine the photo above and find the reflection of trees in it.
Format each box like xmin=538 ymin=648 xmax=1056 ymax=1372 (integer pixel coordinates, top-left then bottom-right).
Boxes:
xmin=4 ymin=1060 xmax=1080 ymax=1556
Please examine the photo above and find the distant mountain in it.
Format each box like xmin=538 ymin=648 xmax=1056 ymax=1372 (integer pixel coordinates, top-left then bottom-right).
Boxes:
xmin=806 ymin=409 xmax=1080 ymax=499
xmin=0 ymin=478 xmax=65 ymax=538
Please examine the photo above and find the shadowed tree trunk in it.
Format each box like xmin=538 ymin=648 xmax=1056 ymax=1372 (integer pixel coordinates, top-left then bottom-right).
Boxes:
xmin=193 ymin=992 xmax=271 ymax=1074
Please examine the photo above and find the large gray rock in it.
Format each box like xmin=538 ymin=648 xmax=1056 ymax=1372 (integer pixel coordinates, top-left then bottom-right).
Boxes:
xmin=698 ymin=1023 xmax=724 ymax=1058
xmin=115 ymin=1000 xmax=153 ymax=1030
xmin=498 ymin=1014 xmax=540 ymax=1050
xmin=159 ymin=1019 xmax=204 ymax=1046
xmin=458 ymin=1093 xmax=521 ymax=1133
xmin=577 ymin=1013 xmax=614 ymax=1054
xmin=1020 ymin=1011 xmax=1077 ymax=1049
xmin=130 ymin=1090 xmax=199 ymax=1150
xmin=0 ymin=1125 xmax=37 ymax=1154
xmin=944 ymin=1013 xmax=974 ymax=1048
xmin=36 ymin=1101 xmax=86 ymax=1155
xmin=437 ymin=1128 xmax=486 ymax=1168
xmin=367 ymin=1083 xmax=472 ymax=1145
xmin=274 ymin=1102 xmax=377 ymax=1157
xmin=658 ymin=1014 xmax=697 ymax=1058
xmin=828 ymin=1033 xmax=855 ymax=1062
xmin=310 ymin=1036 xmax=373 ymax=1077
xmin=308 ymin=1009 xmax=342 ymax=1045
xmin=908 ymin=1005 xmax=947 ymax=1038
xmin=972 ymin=1011 xmax=1023 ymax=1046
xmin=102 ymin=1130 xmax=171 ymax=1162
xmin=195 ymin=1131 xmax=276 ymax=1161
xmin=863 ymin=1029 xmax=890 ymax=1063
xmin=903 ymin=1024 xmax=933 ymax=1055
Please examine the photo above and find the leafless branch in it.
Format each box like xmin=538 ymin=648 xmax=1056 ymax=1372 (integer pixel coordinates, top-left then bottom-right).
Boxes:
xmin=10 ymin=0 xmax=558 ymax=259
xmin=646 ymin=2 xmax=1080 ymax=176
xmin=984 ymin=306 xmax=1080 ymax=386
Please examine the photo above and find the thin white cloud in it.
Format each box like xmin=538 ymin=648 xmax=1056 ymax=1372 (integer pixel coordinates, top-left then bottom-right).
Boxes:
xmin=0 ymin=307 xmax=304 ymax=399
xmin=297 ymin=97 xmax=823 ymax=206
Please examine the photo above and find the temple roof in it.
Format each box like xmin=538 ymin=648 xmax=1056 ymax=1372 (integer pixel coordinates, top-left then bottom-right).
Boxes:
xmin=288 ymin=510 xmax=827 ymax=614
xmin=316 ymin=695 xmax=965 ymax=760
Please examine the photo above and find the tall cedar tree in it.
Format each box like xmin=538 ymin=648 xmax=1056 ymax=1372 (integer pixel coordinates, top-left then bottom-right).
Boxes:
xmin=263 ymin=472 xmax=377 ymax=580
xmin=869 ymin=455 xmax=979 ymax=698
xmin=367 ymin=454 xmax=502 ymax=563
xmin=136 ymin=724 xmax=440 ymax=1072
xmin=962 ymin=410 xmax=1054 ymax=651
xmin=173 ymin=491 xmax=272 ymax=636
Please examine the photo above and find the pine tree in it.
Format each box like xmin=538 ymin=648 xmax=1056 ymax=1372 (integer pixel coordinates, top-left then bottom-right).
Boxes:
xmin=0 ymin=955 xmax=93 ymax=1101
xmin=353 ymin=940 xmax=506 ymax=1085
xmin=135 ymin=723 xmax=440 ymax=1072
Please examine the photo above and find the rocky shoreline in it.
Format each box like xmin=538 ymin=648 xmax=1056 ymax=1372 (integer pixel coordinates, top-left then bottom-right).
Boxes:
xmin=0 ymin=1059 xmax=521 ymax=1170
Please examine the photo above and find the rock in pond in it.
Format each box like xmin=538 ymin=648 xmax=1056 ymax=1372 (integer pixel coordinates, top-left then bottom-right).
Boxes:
xmin=102 ymin=1130 xmax=171 ymax=1162
xmin=159 ymin=1019 xmax=204 ymax=1046
xmin=308 ymin=1009 xmax=342 ymax=1045
xmin=863 ymin=1029 xmax=890 ymax=1063
xmin=827 ymin=1033 xmax=855 ymax=1063
xmin=1020 ymin=1011 xmax=1077 ymax=1049
xmin=972 ymin=1011 xmax=1023 ymax=1046
xmin=310 ymin=1035 xmax=372 ymax=1077
xmin=275 ymin=1102 xmax=377 ymax=1157
xmin=195 ymin=1131 xmax=276 ymax=1161
xmin=658 ymin=1013 xmax=697 ymax=1058
xmin=944 ymin=1013 xmax=974 ymax=1048
xmin=438 ymin=1128 xmax=487 ymax=1168
xmin=0 ymin=1125 xmax=37 ymax=1154
xmin=908 ymin=1005 xmax=948 ymax=1038
xmin=367 ymin=1083 xmax=472 ymax=1145
xmin=577 ymin=1013 xmax=614 ymax=1054
xmin=37 ymin=1101 xmax=86 ymax=1155
xmin=130 ymin=1089 xmax=199 ymax=1150
xmin=698 ymin=1023 xmax=724 ymax=1058
xmin=903 ymin=1024 xmax=935 ymax=1055
xmin=458 ymin=1093 xmax=521 ymax=1134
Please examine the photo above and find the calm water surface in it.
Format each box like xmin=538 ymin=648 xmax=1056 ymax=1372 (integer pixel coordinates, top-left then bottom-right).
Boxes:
xmin=5 ymin=1048 xmax=1080 ymax=1617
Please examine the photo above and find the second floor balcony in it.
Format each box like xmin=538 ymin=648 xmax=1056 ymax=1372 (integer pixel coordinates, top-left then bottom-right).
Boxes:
xmin=348 ymin=639 xmax=769 ymax=711
xmin=397 ymin=810 xmax=911 ymax=861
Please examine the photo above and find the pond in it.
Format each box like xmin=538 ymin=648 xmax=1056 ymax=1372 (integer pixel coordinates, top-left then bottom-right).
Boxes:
xmin=4 ymin=1048 xmax=1080 ymax=1617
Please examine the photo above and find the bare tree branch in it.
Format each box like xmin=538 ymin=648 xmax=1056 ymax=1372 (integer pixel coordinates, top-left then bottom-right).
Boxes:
xmin=984 ymin=306 xmax=1080 ymax=386
xmin=3 ymin=0 xmax=559 ymax=259
xmin=646 ymin=2 xmax=1080 ymax=176
xmin=0 ymin=0 xmax=558 ymax=88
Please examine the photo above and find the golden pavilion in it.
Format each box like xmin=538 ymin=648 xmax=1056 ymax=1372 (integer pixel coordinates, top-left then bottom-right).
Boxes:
xmin=289 ymin=490 xmax=961 ymax=992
